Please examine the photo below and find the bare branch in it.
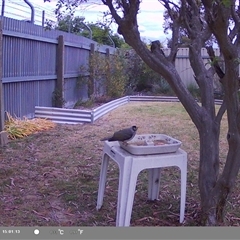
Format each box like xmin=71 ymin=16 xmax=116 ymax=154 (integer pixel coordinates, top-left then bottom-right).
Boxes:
xmin=204 ymin=46 xmax=225 ymax=118
xmin=215 ymin=99 xmax=226 ymax=126
xmin=159 ymin=0 xmax=180 ymax=63
xmin=181 ymin=0 xmax=195 ymax=36
xmin=129 ymin=0 xmax=140 ymax=19
xmin=121 ymin=0 xmax=130 ymax=14
xmin=231 ymin=2 xmax=240 ymax=24
xmin=228 ymin=3 xmax=240 ymax=42
xmin=167 ymin=21 xmax=179 ymax=63
xmin=202 ymin=1 xmax=233 ymax=54
xmin=102 ymin=0 xmax=122 ymax=24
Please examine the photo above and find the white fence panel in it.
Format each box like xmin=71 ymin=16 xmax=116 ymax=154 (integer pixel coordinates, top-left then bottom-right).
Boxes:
xmin=163 ymin=48 xmax=221 ymax=87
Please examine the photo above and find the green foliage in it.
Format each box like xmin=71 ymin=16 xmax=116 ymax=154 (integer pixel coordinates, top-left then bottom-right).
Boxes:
xmin=124 ymin=49 xmax=173 ymax=95
xmin=53 ymin=0 xmax=85 ymax=20
xmin=75 ymin=42 xmax=175 ymax=99
xmin=58 ymin=16 xmax=84 ymax=34
xmin=45 ymin=16 xmax=125 ymax=48
xmin=207 ymin=56 xmax=221 ymax=66
xmin=82 ymin=23 xmax=125 ymax=48
xmin=187 ymin=83 xmax=200 ymax=99
xmin=105 ymin=53 xmax=127 ymax=98
xmin=52 ymin=88 xmax=66 ymax=107
xmin=78 ymin=50 xmax=128 ymax=100
xmin=45 ymin=15 xmax=84 ymax=34
xmin=152 ymin=79 xmax=174 ymax=95
xmin=221 ymin=0 xmax=231 ymax=7
xmin=44 ymin=0 xmax=125 ymax=48
xmin=74 ymin=98 xmax=94 ymax=108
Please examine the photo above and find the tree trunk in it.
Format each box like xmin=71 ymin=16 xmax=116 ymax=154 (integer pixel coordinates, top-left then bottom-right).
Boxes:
xmin=101 ymin=0 xmax=240 ymax=226
xmin=198 ymin=120 xmax=220 ymax=225
xmin=198 ymin=117 xmax=240 ymax=225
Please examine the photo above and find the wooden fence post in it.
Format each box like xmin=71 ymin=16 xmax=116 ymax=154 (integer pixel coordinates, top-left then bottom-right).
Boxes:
xmin=55 ymin=35 xmax=65 ymax=108
xmin=0 ymin=20 xmax=8 ymax=146
xmin=105 ymin=48 xmax=110 ymax=96
xmin=88 ymin=43 xmax=95 ymax=98
xmin=106 ymin=48 xmax=110 ymax=57
xmin=0 ymin=21 xmax=4 ymax=131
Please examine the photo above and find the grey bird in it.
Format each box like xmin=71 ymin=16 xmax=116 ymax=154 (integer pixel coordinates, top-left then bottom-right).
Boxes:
xmin=101 ymin=126 xmax=138 ymax=142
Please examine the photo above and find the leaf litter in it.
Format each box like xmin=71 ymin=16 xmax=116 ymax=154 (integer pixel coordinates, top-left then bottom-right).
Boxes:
xmin=0 ymin=102 xmax=239 ymax=226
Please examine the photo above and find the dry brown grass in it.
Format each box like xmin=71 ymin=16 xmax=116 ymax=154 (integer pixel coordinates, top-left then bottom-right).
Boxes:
xmin=4 ymin=112 xmax=56 ymax=140
xmin=0 ymin=102 xmax=239 ymax=226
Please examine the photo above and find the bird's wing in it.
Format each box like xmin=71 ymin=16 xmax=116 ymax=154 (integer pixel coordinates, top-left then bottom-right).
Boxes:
xmin=126 ymin=131 xmax=136 ymax=141
xmin=113 ymin=129 xmax=132 ymax=141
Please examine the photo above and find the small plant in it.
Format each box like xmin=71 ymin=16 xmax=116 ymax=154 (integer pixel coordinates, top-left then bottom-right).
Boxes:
xmin=187 ymin=83 xmax=200 ymax=99
xmin=151 ymin=78 xmax=174 ymax=96
xmin=105 ymin=53 xmax=127 ymax=98
xmin=74 ymin=98 xmax=94 ymax=108
xmin=52 ymin=88 xmax=66 ymax=107
xmin=159 ymin=79 xmax=174 ymax=95
xmin=4 ymin=112 xmax=55 ymax=140
xmin=77 ymin=50 xmax=128 ymax=102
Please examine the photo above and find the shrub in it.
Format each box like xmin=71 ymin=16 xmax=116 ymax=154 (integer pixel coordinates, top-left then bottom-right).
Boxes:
xmin=187 ymin=83 xmax=200 ymax=99
xmin=78 ymin=50 xmax=128 ymax=100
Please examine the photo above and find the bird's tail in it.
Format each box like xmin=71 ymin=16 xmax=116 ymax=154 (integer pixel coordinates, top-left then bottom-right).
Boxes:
xmin=100 ymin=137 xmax=109 ymax=141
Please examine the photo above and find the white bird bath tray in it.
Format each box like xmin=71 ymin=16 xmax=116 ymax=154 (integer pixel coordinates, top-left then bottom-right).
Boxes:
xmin=119 ymin=134 xmax=182 ymax=155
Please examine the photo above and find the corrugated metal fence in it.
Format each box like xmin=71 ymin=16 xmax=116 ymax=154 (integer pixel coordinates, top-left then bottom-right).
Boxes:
xmin=34 ymin=95 xmax=223 ymax=124
xmin=35 ymin=96 xmax=179 ymax=124
xmin=0 ymin=16 xmax=115 ymax=122
xmin=162 ymin=48 xmax=220 ymax=87
xmin=35 ymin=96 xmax=130 ymax=124
xmin=0 ymin=16 xmax=221 ymax=126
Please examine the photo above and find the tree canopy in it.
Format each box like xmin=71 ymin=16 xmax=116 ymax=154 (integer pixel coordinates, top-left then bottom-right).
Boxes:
xmin=46 ymin=16 xmax=125 ymax=47
xmin=44 ymin=0 xmax=126 ymax=48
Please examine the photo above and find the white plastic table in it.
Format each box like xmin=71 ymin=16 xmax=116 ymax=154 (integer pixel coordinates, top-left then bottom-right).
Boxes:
xmin=96 ymin=141 xmax=187 ymax=227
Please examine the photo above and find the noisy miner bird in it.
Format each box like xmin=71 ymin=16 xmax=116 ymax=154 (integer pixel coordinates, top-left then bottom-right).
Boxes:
xmin=101 ymin=126 xmax=138 ymax=142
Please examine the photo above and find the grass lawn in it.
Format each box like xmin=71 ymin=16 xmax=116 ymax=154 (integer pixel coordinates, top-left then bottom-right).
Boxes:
xmin=0 ymin=102 xmax=239 ymax=226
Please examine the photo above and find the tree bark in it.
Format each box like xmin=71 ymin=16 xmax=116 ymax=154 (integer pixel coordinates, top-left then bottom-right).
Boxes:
xmin=198 ymin=117 xmax=240 ymax=225
xmin=197 ymin=121 xmax=220 ymax=225
xmin=197 ymin=63 xmax=240 ymax=225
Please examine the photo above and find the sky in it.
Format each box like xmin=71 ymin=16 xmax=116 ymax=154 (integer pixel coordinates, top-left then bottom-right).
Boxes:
xmin=1 ymin=0 xmax=170 ymax=44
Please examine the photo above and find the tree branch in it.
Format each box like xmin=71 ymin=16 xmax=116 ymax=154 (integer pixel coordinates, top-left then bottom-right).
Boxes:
xmin=181 ymin=0 xmax=210 ymax=47
xmin=206 ymin=46 xmax=225 ymax=80
xmin=129 ymin=0 xmax=140 ymax=19
xmin=160 ymin=0 xmax=180 ymax=63
xmin=181 ymin=0 xmax=195 ymax=36
xmin=203 ymin=1 xmax=236 ymax=58
xmin=103 ymin=0 xmax=209 ymax=128
xmin=102 ymin=0 xmax=122 ymax=24
xmin=215 ymin=99 xmax=226 ymax=126
xmin=121 ymin=0 xmax=130 ymax=14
